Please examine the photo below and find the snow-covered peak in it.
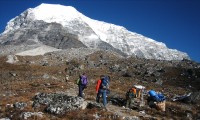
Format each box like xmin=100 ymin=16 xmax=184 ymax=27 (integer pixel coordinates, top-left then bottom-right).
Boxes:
xmin=0 ymin=3 xmax=190 ymax=60
xmin=1 ymin=3 xmax=82 ymax=34
xmin=29 ymin=3 xmax=80 ymax=24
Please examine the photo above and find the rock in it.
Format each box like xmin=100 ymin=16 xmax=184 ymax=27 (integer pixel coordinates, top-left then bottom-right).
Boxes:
xmin=109 ymin=97 xmax=126 ymax=106
xmin=189 ymin=92 xmax=200 ymax=104
xmin=86 ymin=101 xmax=102 ymax=109
xmin=123 ymin=116 xmax=139 ymax=120
xmin=13 ymin=102 xmax=27 ymax=110
xmin=172 ymin=92 xmax=200 ymax=104
xmin=9 ymin=72 xmax=17 ymax=77
xmin=33 ymin=93 xmax=86 ymax=115
xmin=20 ymin=112 xmax=43 ymax=120
xmin=0 ymin=118 xmax=10 ymax=120
xmin=41 ymin=61 xmax=49 ymax=66
xmin=6 ymin=55 xmax=19 ymax=64
xmin=42 ymin=74 xmax=50 ymax=79
xmin=80 ymin=101 xmax=88 ymax=109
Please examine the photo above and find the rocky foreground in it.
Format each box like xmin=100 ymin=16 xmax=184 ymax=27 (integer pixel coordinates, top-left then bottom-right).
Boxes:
xmin=0 ymin=50 xmax=200 ymax=119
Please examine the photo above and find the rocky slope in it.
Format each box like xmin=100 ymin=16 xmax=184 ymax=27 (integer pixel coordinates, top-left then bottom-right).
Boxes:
xmin=0 ymin=51 xmax=199 ymax=119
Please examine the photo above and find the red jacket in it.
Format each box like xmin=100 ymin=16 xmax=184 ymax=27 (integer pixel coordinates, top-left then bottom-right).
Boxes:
xmin=96 ymin=79 xmax=101 ymax=93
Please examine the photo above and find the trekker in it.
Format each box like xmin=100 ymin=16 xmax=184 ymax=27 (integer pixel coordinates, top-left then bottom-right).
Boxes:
xmin=96 ymin=75 xmax=110 ymax=109
xmin=126 ymin=87 xmax=137 ymax=109
xmin=147 ymin=90 xmax=166 ymax=111
xmin=77 ymin=73 xmax=88 ymax=98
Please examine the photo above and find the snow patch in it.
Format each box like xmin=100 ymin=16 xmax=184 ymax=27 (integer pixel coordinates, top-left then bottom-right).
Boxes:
xmin=16 ymin=46 xmax=61 ymax=56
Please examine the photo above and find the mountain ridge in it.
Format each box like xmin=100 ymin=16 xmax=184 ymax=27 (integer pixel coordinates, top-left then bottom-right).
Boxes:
xmin=0 ymin=3 xmax=190 ymax=60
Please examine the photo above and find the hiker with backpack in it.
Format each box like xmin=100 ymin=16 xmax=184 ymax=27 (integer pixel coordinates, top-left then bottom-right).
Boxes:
xmin=77 ymin=73 xmax=88 ymax=98
xmin=96 ymin=75 xmax=110 ymax=109
xmin=125 ymin=87 xmax=137 ymax=109
xmin=147 ymin=90 xmax=166 ymax=111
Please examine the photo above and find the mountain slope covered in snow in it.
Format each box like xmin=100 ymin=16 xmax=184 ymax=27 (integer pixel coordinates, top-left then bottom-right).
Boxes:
xmin=0 ymin=3 xmax=189 ymax=60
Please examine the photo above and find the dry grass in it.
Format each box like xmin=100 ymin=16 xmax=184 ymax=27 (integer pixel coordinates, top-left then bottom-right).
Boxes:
xmin=0 ymin=54 xmax=199 ymax=119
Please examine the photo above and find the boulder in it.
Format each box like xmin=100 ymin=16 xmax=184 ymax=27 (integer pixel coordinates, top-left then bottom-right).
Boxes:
xmin=33 ymin=93 xmax=85 ymax=115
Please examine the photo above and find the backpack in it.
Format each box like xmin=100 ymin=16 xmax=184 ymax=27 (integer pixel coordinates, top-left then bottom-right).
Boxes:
xmin=126 ymin=88 xmax=136 ymax=99
xmin=154 ymin=93 xmax=165 ymax=102
xmin=148 ymin=90 xmax=165 ymax=102
xmin=100 ymin=76 xmax=109 ymax=89
xmin=76 ymin=78 xmax=80 ymax=85
xmin=104 ymin=76 xmax=110 ymax=84
xmin=80 ymin=75 xmax=88 ymax=85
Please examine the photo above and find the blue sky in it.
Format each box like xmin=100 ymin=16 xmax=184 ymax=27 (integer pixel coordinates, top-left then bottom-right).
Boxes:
xmin=0 ymin=0 xmax=199 ymax=62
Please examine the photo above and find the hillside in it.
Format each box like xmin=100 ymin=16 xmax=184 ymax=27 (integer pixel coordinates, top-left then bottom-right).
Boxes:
xmin=0 ymin=50 xmax=199 ymax=119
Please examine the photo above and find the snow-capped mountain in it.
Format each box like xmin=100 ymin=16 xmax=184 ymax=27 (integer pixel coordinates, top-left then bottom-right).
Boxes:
xmin=0 ymin=3 xmax=189 ymax=60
